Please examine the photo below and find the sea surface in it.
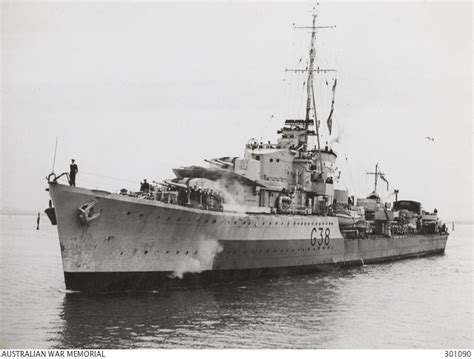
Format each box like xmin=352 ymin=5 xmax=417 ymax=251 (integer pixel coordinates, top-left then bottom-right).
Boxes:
xmin=0 ymin=214 xmax=472 ymax=349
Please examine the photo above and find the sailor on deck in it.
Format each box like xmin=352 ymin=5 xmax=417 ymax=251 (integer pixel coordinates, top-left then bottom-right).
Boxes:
xmin=140 ymin=179 xmax=150 ymax=193
xmin=69 ymin=159 xmax=78 ymax=186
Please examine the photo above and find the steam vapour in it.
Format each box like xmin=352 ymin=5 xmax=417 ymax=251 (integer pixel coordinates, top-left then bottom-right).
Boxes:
xmin=170 ymin=237 xmax=223 ymax=279
xmin=217 ymin=179 xmax=246 ymax=206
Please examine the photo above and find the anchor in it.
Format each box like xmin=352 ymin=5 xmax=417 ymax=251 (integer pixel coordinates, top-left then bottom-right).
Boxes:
xmin=78 ymin=199 xmax=101 ymax=225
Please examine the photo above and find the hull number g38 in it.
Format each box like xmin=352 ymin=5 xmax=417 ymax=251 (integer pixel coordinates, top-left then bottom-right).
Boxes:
xmin=310 ymin=227 xmax=330 ymax=246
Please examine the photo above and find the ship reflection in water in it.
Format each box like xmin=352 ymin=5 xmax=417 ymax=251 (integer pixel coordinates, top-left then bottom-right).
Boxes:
xmin=56 ymin=273 xmax=344 ymax=349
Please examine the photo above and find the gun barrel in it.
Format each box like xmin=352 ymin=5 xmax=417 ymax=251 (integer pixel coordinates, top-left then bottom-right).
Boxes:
xmin=164 ymin=181 xmax=188 ymax=189
xmin=204 ymin=159 xmax=224 ymax=167
xmin=215 ymin=159 xmax=234 ymax=167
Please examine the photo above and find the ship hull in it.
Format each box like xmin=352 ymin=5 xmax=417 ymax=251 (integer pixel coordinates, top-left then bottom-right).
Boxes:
xmin=49 ymin=183 xmax=448 ymax=292
xmin=63 ymin=248 xmax=446 ymax=292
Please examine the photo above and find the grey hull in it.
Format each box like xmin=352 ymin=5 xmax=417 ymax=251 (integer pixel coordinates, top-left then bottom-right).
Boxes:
xmin=49 ymin=183 xmax=448 ymax=292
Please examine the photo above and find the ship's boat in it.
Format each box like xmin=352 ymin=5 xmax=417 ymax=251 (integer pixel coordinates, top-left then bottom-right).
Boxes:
xmin=335 ymin=209 xmax=362 ymax=229
xmin=44 ymin=11 xmax=449 ymax=292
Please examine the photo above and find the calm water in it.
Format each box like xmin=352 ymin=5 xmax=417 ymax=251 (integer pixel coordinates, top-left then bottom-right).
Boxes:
xmin=0 ymin=214 xmax=472 ymax=349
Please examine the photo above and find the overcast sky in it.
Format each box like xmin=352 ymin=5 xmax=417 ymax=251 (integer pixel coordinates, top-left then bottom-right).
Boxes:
xmin=1 ymin=1 xmax=472 ymax=221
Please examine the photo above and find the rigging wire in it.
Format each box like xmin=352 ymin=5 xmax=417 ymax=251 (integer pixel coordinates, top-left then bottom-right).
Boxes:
xmin=51 ymin=136 xmax=58 ymax=174
xmin=297 ymin=71 xmax=307 ymax=117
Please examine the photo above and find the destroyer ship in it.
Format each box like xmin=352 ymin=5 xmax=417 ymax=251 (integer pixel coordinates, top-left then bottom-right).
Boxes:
xmin=45 ymin=12 xmax=448 ymax=292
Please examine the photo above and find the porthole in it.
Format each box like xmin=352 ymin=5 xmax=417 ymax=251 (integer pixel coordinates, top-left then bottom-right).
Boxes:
xmin=176 ymin=251 xmax=179 ymax=255
xmin=166 ymin=250 xmax=169 ymax=254
xmin=120 ymin=252 xmax=124 ymax=255
xmin=156 ymin=216 xmax=160 ymax=220
xmin=212 ymin=219 xmax=217 ymax=224
xmin=144 ymin=250 xmax=148 ymax=254
xmin=177 ymin=218 xmax=181 ymax=222
xmin=266 ymin=249 xmax=270 ymax=253
xmin=139 ymin=214 xmax=144 ymax=218
xmin=185 ymin=251 xmax=189 ymax=255
xmin=234 ymin=221 xmax=237 ymax=225
xmin=194 ymin=251 xmax=198 ymax=255
xmin=270 ymin=158 xmax=273 ymax=162
xmin=233 ymin=251 xmax=236 ymax=254
xmin=276 ymin=159 xmax=280 ymax=163
xmin=205 ymin=219 xmax=209 ymax=223
xmin=127 ymin=211 xmax=131 ymax=215
xmin=167 ymin=217 xmax=171 ymax=221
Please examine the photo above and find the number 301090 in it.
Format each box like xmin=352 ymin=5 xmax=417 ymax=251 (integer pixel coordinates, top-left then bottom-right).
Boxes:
xmin=445 ymin=351 xmax=471 ymax=357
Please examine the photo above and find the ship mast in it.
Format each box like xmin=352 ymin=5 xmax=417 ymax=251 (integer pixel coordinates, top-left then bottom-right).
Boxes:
xmin=306 ymin=13 xmax=324 ymax=174
xmin=304 ymin=13 xmax=317 ymax=137
xmin=366 ymin=163 xmax=389 ymax=194
xmin=288 ymin=8 xmax=336 ymax=173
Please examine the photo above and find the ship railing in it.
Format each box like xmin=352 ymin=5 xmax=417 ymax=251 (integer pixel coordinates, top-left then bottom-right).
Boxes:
xmin=276 ymin=205 xmax=314 ymax=215
xmin=246 ymin=143 xmax=283 ymax=150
